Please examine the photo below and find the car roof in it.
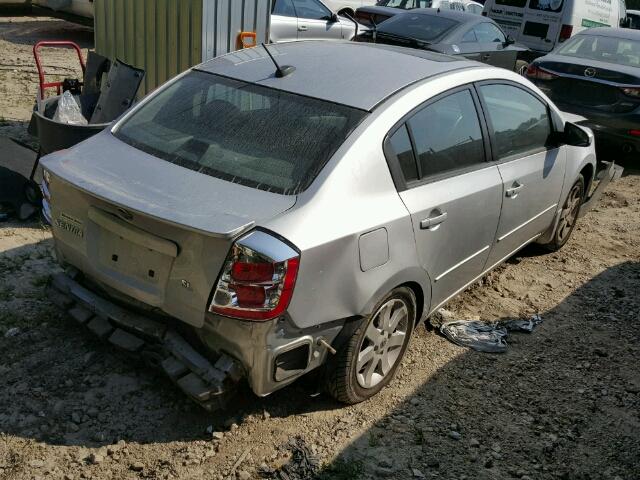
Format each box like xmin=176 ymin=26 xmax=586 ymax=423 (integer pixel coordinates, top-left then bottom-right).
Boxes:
xmin=196 ymin=41 xmax=479 ymax=112
xmin=576 ymin=26 xmax=640 ymax=41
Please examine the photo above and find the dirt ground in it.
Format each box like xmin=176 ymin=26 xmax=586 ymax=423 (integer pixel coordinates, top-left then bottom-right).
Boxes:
xmin=1 ymin=15 xmax=639 ymax=480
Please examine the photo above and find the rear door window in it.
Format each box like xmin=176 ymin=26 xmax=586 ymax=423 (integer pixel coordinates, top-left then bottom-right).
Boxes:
xmin=388 ymin=125 xmax=419 ymax=182
xmin=293 ymin=0 xmax=331 ymax=20
xmin=462 ymin=29 xmax=477 ymax=42
xmin=479 ymin=84 xmax=553 ymax=160
xmin=115 ymin=71 xmax=367 ymax=195
xmin=408 ymin=90 xmax=485 ymax=178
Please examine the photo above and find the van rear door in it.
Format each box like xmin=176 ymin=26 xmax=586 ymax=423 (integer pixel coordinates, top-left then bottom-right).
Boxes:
xmin=519 ymin=0 xmax=564 ymax=52
xmin=485 ymin=0 xmax=527 ymax=40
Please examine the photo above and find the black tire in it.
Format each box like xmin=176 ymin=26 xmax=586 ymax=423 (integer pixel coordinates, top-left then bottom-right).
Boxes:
xmin=515 ymin=59 xmax=529 ymax=76
xmin=543 ymin=174 xmax=585 ymax=252
xmin=324 ymin=287 xmax=416 ymax=404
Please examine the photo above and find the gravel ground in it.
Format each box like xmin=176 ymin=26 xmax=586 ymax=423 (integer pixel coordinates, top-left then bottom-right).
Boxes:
xmin=1 ymin=15 xmax=639 ymax=480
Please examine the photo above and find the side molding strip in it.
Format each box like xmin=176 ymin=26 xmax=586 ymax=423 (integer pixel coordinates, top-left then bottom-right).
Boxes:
xmin=435 ymin=245 xmax=490 ymax=282
xmin=497 ymin=203 xmax=557 ymax=242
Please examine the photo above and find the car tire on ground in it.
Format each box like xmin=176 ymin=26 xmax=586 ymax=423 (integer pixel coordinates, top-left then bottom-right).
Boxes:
xmin=543 ymin=174 xmax=585 ymax=252
xmin=324 ymin=287 xmax=416 ymax=404
xmin=515 ymin=59 xmax=529 ymax=76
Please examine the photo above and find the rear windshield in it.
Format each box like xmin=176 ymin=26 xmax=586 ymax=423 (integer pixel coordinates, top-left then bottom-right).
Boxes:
xmin=115 ymin=71 xmax=367 ymax=195
xmin=494 ymin=0 xmax=527 ymax=7
xmin=556 ymin=34 xmax=640 ymax=68
xmin=378 ymin=0 xmax=432 ymax=7
xmin=377 ymin=13 xmax=459 ymax=42
xmin=529 ymin=0 xmax=563 ymax=12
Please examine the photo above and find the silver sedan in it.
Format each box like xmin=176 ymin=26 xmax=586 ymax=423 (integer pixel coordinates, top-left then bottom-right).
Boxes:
xmin=42 ymin=41 xmax=614 ymax=409
xmin=271 ymin=0 xmax=364 ymax=42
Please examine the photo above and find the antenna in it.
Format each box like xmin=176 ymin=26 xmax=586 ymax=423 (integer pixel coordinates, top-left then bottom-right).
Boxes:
xmin=262 ymin=43 xmax=295 ymax=78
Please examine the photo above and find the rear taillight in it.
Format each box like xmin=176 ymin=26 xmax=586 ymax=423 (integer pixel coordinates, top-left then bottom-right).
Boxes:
xmin=629 ymin=129 xmax=640 ymax=137
xmin=621 ymin=87 xmax=640 ymax=98
xmin=559 ymin=24 xmax=573 ymax=42
xmin=525 ymin=63 xmax=557 ymax=81
xmin=209 ymin=230 xmax=300 ymax=321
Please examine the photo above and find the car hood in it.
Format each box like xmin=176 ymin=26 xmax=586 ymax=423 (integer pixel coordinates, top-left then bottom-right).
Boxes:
xmin=41 ymin=130 xmax=296 ymax=238
xmin=536 ymin=53 xmax=640 ymax=84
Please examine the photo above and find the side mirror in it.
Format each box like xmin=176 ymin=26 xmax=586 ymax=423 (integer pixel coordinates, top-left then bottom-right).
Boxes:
xmin=619 ymin=17 xmax=630 ymax=28
xmin=330 ymin=12 xmax=340 ymax=23
xmin=503 ymin=35 xmax=515 ymax=46
xmin=560 ymin=122 xmax=592 ymax=147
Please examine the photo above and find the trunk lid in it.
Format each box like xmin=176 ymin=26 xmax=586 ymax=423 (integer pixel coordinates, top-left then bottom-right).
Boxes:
xmin=42 ymin=132 xmax=296 ymax=327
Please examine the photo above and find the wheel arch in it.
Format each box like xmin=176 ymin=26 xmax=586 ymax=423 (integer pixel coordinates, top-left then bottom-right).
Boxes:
xmin=579 ymin=163 xmax=594 ymax=198
xmin=359 ymin=268 xmax=432 ymax=327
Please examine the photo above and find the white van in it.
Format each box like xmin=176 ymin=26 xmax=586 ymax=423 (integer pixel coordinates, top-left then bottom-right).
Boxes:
xmin=483 ymin=0 xmax=628 ymax=55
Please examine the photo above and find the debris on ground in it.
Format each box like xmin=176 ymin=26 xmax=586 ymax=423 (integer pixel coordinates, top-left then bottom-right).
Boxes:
xmin=260 ymin=437 xmax=319 ymax=480
xmin=498 ymin=314 xmax=543 ymax=333
xmin=440 ymin=315 xmax=543 ymax=353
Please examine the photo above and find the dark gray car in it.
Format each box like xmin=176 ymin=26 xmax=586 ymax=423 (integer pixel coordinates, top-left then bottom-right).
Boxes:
xmin=355 ymin=0 xmax=431 ymax=27
xmin=355 ymin=9 xmax=527 ymax=71
xmin=526 ymin=27 xmax=640 ymax=159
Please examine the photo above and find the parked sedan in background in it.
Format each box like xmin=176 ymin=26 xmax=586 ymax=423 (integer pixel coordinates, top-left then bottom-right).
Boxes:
xmin=355 ymin=9 xmax=526 ymax=71
xmin=526 ymin=27 xmax=640 ymax=160
xmin=42 ymin=40 xmax=612 ymax=409
xmin=271 ymin=0 xmax=365 ymax=42
xmin=355 ymin=0 xmax=483 ymax=27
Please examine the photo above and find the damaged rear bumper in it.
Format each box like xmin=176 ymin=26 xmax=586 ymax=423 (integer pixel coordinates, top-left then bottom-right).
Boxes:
xmin=49 ymin=272 xmax=243 ymax=411
xmin=49 ymin=271 xmax=345 ymax=407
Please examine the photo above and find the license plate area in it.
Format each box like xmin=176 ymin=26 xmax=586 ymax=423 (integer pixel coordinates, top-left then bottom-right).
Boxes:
xmin=96 ymin=229 xmax=172 ymax=286
xmin=85 ymin=207 xmax=178 ymax=304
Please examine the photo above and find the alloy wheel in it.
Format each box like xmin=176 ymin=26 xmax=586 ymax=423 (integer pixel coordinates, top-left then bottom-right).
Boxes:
xmin=356 ymin=298 xmax=409 ymax=389
xmin=557 ymin=183 xmax=582 ymax=243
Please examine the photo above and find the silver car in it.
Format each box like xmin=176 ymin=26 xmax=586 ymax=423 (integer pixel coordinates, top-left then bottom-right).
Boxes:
xmin=42 ymin=41 xmax=615 ymax=409
xmin=271 ymin=0 xmax=363 ymax=42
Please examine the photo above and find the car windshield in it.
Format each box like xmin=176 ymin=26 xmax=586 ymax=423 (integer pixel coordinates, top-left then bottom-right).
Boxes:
xmin=377 ymin=0 xmax=433 ymax=7
xmin=556 ymin=34 xmax=640 ymax=68
xmin=376 ymin=13 xmax=459 ymax=42
xmin=115 ymin=71 xmax=368 ymax=195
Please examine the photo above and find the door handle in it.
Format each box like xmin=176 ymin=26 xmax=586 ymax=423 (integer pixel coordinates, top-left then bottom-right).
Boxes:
xmin=420 ymin=212 xmax=448 ymax=229
xmin=506 ymin=182 xmax=524 ymax=198
xmin=298 ymin=25 xmax=308 ymax=31
xmin=481 ymin=53 xmax=491 ymax=61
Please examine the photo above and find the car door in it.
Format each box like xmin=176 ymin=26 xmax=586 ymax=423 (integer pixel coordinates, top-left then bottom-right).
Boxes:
xmin=477 ymin=82 xmax=566 ymax=269
xmin=457 ymin=27 xmax=490 ymax=63
xmin=271 ymin=0 xmax=300 ymax=42
xmin=294 ymin=0 xmax=344 ymax=40
xmin=472 ymin=22 xmax=517 ymax=70
xmin=387 ymin=87 xmax=504 ymax=310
